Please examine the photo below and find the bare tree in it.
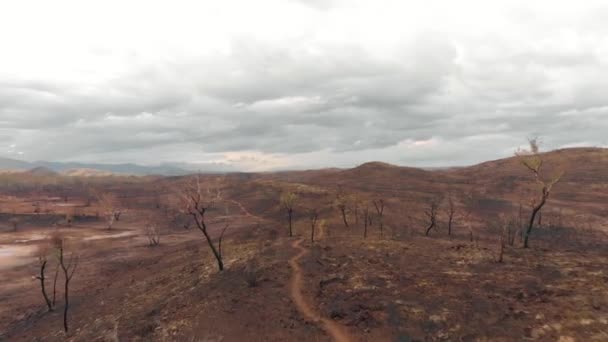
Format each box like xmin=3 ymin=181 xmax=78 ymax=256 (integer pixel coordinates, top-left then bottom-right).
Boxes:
xmin=516 ymin=138 xmax=564 ymax=248
xmin=351 ymin=195 xmax=361 ymax=225
xmin=498 ymin=224 xmax=506 ymax=263
xmin=445 ymin=192 xmax=456 ymax=236
xmin=373 ymin=199 xmax=385 ymax=237
xmin=52 ymin=263 xmax=59 ymax=307
xmin=34 ymin=247 xmax=53 ymax=312
xmin=462 ymin=188 xmax=480 ymax=242
xmin=179 ymin=175 xmax=229 ymax=271
xmin=280 ymin=191 xmax=298 ymax=237
xmin=96 ymin=192 xmax=122 ymax=230
xmin=334 ymin=186 xmax=350 ymax=228
xmin=424 ymin=197 xmax=440 ymax=236
xmin=494 ymin=214 xmax=510 ymax=263
xmin=51 ymin=234 xmax=79 ymax=333
xmin=309 ymin=208 xmax=319 ymax=243
xmin=362 ymin=205 xmax=372 ymax=239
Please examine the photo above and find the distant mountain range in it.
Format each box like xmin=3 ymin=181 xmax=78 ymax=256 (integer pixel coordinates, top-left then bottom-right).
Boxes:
xmin=0 ymin=157 xmax=238 ymax=176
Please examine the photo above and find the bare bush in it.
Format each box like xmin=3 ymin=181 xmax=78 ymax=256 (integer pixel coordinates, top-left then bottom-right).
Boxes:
xmin=145 ymin=221 xmax=161 ymax=246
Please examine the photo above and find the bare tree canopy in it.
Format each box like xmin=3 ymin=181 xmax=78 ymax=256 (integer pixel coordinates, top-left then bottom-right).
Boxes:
xmin=516 ymin=138 xmax=564 ymax=248
xmin=178 ymin=175 xmax=229 ymax=271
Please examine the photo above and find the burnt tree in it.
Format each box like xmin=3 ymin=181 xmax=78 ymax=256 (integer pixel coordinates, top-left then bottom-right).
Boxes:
xmin=517 ymin=138 xmax=563 ymax=248
xmin=179 ymin=175 xmax=229 ymax=271
xmin=334 ymin=186 xmax=350 ymax=228
xmin=280 ymin=191 xmax=298 ymax=237
xmin=424 ymin=197 xmax=440 ymax=236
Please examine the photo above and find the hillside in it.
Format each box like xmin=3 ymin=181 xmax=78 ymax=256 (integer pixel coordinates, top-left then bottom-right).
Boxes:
xmin=0 ymin=147 xmax=606 ymax=341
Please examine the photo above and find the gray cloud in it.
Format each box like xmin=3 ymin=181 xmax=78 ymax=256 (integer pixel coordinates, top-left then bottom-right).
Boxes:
xmin=0 ymin=2 xmax=607 ymax=170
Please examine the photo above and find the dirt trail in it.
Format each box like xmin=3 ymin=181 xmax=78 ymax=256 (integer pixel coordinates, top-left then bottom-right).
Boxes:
xmin=226 ymin=199 xmax=263 ymax=221
xmin=288 ymin=239 xmax=351 ymax=342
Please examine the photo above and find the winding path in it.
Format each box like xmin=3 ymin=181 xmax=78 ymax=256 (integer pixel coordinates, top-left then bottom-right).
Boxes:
xmin=288 ymin=239 xmax=351 ymax=342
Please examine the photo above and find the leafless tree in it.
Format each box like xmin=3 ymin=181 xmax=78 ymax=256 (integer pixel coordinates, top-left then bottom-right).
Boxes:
xmin=495 ymin=214 xmax=510 ymax=263
xmin=445 ymin=192 xmax=456 ymax=236
xmin=352 ymin=195 xmax=361 ymax=225
xmin=498 ymin=224 xmax=506 ymax=263
xmin=52 ymin=263 xmax=59 ymax=307
xmin=362 ymin=205 xmax=371 ymax=239
xmin=51 ymin=233 xmax=79 ymax=333
xmin=178 ymin=175 xmax=229 ymax=271
xmin=516 ymin=138 xmax=564 ymax=248
xmin=334 ymin=186 xmax=350 ymax=228
xmin=34 ymin=247 xmax=53 ymax=312
xmin=373 ymin=199 xmax=385 ymax=237
xmin=280 ymin=191 xmax=298 ymax=237
xmin=96 ymin=192 xmax=122 ymax=230
xmin=462 ymin=188 xmax=480 ymax=242
xmin=424 ymin=197 xmax=441 ymax=236
xmin=309 ymin=208 xmax=319 ymax=243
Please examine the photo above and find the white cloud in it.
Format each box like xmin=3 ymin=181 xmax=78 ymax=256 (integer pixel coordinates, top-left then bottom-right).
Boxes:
xmin=0 ymin=1 xmax=607 ymax=170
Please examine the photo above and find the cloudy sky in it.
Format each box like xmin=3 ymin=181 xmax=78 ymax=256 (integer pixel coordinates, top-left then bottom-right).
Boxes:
xmin=1 ymin=0 xmax=607 ymax=171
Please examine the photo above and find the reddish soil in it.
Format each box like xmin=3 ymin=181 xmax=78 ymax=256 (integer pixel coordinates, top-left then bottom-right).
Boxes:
xmin=0 ymin=148 xmax=607 ymax=341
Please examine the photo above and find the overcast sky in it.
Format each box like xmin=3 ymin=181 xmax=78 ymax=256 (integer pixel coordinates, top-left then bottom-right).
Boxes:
xmin=1 ymin=0 xmax=607 ymax=171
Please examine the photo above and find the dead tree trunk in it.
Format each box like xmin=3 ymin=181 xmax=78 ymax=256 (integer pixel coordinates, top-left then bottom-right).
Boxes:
xmin=56 ymin=240 xmax=78 ymax=333
xmin=362 ymin=206 xmax=370 ymax=239
xmin=310 ymin=209 xmax=319 ymax=243
xmin=280 ymin=192 xmax=297 ymax=237
xmin=524 ymin=195 xmax=546 ymax=248
xmin=424 ymin=199 xmax=439 ymax=236
xmin=35 ymin=257 xmax=53 ymax=312
xmin=287 ymin=208 xmax=293 ymax=237
xmin=181 ymin=176 xmax=229 ymax=271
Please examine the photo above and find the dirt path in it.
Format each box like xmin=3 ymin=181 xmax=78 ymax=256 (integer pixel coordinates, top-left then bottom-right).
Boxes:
xmin=288 ymin=239 xmax=351 ymax=342
xmin=226 ymin=199 xmax=263 ymax=221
